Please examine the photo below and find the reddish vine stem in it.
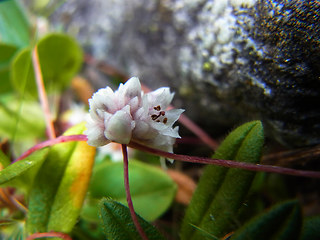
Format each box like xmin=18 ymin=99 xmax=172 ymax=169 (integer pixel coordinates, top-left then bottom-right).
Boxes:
xmin=128 ymin=141 xmax=320 ymax=179
xmin=13 ymin=134 xmax=320 ymax=178
xmin=13 ymin=135 xmax=88 ymax=163
xmin=122 ymin=144 xmax=149 ymax=240
xmin=32 ymin=46 xmax=56 ymax=140
xmin=26 ymin=232 xmax=72 ymax=240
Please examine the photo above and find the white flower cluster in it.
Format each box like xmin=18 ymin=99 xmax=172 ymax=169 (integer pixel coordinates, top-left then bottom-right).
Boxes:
xmin=85 ymin=77 xmax=184 ymax=153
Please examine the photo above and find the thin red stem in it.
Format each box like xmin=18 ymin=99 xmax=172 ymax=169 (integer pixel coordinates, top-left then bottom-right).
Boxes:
xmin=122 ymin=144 xmax=149 ymax=240
xmin=13 ymin=135 xmax=88 ymax=163
xmin=32 ymin=46 xmax=56 ymax=140
xmin=128 ymin=141 xmax=320 ymax=179
xmin=26 ymin=232 xmax=72 ymax=240
xmin=13 ymin=134 xmax=320 ymax=178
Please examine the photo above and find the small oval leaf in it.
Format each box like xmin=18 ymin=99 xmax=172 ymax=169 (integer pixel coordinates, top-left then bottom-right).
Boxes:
xmin=86 ymin=160 xmax=177 ymax=221
xmin=11 ymin=33 xmax=83 ymax=98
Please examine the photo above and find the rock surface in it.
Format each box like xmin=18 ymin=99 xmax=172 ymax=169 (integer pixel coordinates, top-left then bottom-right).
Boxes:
xmin=51 ymin=0 xmax=320 ymax=147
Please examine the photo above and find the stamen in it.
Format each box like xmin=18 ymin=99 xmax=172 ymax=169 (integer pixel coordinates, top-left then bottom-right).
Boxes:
xmin=151 ymin=106 xmax=167 ymax=123
xmin=154 ymin=105 xmax=161 ymax=111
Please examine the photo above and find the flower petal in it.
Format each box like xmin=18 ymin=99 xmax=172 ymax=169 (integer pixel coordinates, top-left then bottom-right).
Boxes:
xmin=160 ymin=126 xmax=181 ymax=138
xmin=163 ymin=109 xmax=185 ymax=127
xmin=104 ymin=107 xmax=134 ymax=144
xmin=89 ymin=86 xmax=118 ymax=119
xmin=123 ymin=77 xmax=142 ymax=99
xmin=152 ymin=134 xmax=175 ymax=152
xmin=85 ymin=115 xmax=110 ymax=147
xmin=146 ymin=87 xmax=174 ymax=109
xmin=128 ymin=96 xmax=140 ymax=113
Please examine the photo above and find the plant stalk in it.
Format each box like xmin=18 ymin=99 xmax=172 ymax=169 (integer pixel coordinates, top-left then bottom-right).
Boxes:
xmin=13 ymin=134 xmax=320 ymax=179
xmin=32 ymin=46 xmax=56 ymax=140
xmin=122 ymin=144 xmax=149 ymax=240
xmin=26 ymin=232 xmax=72 ymax=240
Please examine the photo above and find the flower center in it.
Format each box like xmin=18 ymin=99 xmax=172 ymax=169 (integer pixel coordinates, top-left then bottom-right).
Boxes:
xmin=151 ymin=105 xmax=168 ymax=124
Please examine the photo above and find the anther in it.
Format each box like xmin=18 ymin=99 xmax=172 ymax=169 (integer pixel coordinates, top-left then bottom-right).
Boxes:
xmin=154 ymin=105 xmax=161 ymax=111
xmin=163 ymin=118 xmax=168 ymax=124
xmin=151 ymin=114 xmax=158 ymax=120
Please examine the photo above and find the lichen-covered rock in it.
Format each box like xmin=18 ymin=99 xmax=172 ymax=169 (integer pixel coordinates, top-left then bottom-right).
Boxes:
xmin=51 ymin=0 xmax=320 ymax=147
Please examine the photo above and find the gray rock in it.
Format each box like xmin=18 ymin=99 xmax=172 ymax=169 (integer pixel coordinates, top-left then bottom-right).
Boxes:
xmin=51 ymin=0 xmax=320 ymax=147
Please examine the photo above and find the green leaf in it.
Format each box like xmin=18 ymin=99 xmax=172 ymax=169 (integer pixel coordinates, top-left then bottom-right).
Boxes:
xmin=0 ymin=148 xmax=49 ymax=188
xmin=0 ymin=0 xmax=31 ymax=48
xmin=0 ymin=149 xmax=11 ymax=168
xmin=26 ymin=123 xmax=96 ymax=234
xmin=0 ymin=43 xmax=18 ymax=93
xmin=0 ymin=98 xmax=46 ymax=141
xmin=10 ymin=48 xmax=36 ymax=97
xmin=83 ymin=160 xmax=177 ymax=222
xmin=36 ymin=33 xmax=83 ymax=90
xmin=181 ymin=121 xmax=264 ymax=240
xmin=11 ymin=33 xmax=83 ymax=98
xmin=99 ymin=198 xmax=165 ymax=240
xmin=300 ymin=216 xmax=320 ymax=240
xmin=231 ymin=200 xmax=302 ymax=240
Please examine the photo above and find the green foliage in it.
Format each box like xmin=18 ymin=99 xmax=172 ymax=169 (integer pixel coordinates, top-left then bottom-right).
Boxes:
xmin=26 ymin=123 xmax=96 ymax=234
xmin=231 ymin=200 xmax=302 ymax=240
xmin=300 ymin=216 xmax=320 ymax=240
xmin=0 ymin=98 xmax=46 ymax=141
xmin=0 ymin=149 xmax=11 ymax=168
xmin=181 ymin=121 xmax=264 ymax=240
xmin=0 ymin=43 xmax=18 ymax=93
xmin=0 ymin=148 xmax=49 ymax=189
xmin=0 ymin=0 xmax=29 ymax=95
xmin=0 ymin=0 xmax=31 ymax=48
xmin=99 ymin=198 xmax=166 ymax=240
xmin=83 ymin=160 xmax=177 ymax=222
xmin=11 ymin=33 xmax=83 ymax=99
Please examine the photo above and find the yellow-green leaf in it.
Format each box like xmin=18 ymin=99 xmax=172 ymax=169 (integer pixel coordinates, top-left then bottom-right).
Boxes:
xmin=26 ymin=123 xmax=96 ymax=234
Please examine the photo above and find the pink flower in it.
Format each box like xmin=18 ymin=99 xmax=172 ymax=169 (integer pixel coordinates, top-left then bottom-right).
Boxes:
xmin=85 ymin=77 xmax=184 ymax=153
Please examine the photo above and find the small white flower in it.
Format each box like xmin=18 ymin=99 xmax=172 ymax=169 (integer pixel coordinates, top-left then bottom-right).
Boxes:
xmin=85 ymin=77 xmax=184 ymax=153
